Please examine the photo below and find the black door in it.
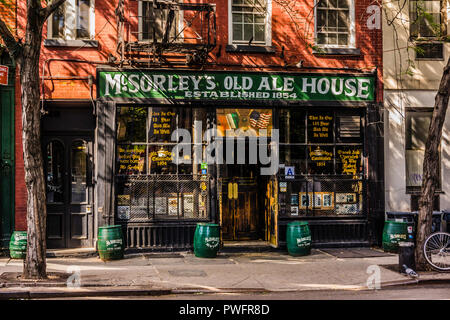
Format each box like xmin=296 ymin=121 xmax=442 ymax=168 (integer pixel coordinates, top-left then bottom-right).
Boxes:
xmin=44 ymin=135 xmax=94 ymax=248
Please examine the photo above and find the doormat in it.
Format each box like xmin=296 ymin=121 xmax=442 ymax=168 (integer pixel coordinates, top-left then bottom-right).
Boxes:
xmin=320 ymin=248 xmax=394 ymax=258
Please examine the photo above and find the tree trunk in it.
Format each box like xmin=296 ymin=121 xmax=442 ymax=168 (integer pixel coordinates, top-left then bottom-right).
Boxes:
xmin=21 ymin=6 xmax=47 ymax=279
xmin=415 ymin=57 xmax=450 ymax=271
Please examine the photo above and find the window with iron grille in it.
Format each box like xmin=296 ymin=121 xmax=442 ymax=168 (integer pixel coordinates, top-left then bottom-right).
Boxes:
xmin=139 ymin=0 xmax=181 ymax=42
xmin=315 ymin=0 xmax=355 ymax=47
xmin=230 ymin=0 xmax=271 ymax=45
xmin=115 ymin=106 xmax=209 ymax=222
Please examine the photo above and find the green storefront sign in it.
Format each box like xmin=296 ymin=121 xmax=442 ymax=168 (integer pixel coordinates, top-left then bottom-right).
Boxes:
xmin=98 ymin=70 xmax=375 ymax=102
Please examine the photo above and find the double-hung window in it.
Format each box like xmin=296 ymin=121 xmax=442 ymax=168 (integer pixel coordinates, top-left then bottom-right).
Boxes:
xmin=405 ymin=110 xmax=441 ymax=191
xmin=48 ymin=0 xmax=95 ymax=40
xmin=315 ymin=0 xmax=355 ymax=48
xmin=410 ymin=0 xmax=445 ymax=59
xmin=229 ymin=0 xmax=271 ymax=46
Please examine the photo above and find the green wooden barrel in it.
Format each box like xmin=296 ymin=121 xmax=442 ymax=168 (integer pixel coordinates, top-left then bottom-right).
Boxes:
xmin=97 ymin=225 xmax=124 ymax=261
xmin=382 ymin=221 xmax=408 ymax=253
xmin=286 ymin=221 xmax=311 ymax=256
xmin=194 ymin=223 xmax=220 ymax=258
xmin=9 ymin=231 xmax=27 ymax=259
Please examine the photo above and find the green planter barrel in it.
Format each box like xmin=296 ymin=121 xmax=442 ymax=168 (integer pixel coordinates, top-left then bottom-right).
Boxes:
xmin=286 ymin=221 xmax=311 ymax=256
xmin=9 ymin=231 xmax=27 ymax=259
xmin=97 ymin=225 xmax=124 ymax=261
xmin=194 ymin=223 xmax=220 ymax=258
xmin=382 ymin=221 xmax=408 ymax=253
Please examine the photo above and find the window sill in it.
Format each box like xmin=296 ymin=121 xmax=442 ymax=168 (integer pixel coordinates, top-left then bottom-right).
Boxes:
xmin=406 ymin=190 xmax=445 ymax=195
xmin=226 ymin=44 xmax=276 ymax=54
xmin=313 ymin=47 xmax=361 ymax=56
xmin=415 ymin=57 xmax=444 ymax=61
xmin=44 ymin=39 xmax=98 ymax=48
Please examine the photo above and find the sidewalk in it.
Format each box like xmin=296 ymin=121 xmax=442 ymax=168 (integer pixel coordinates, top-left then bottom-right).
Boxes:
xmin=1 ymin=248 xmax=449 ymax=299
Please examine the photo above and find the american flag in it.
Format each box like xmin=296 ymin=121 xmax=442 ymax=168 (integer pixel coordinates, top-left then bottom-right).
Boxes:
xmin=250 ymin=111 xmax=271 ymax=129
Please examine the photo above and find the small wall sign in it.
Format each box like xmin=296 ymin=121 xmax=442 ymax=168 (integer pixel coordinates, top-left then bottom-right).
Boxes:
xmin=0 ymin=65 xmax=8 ymax=86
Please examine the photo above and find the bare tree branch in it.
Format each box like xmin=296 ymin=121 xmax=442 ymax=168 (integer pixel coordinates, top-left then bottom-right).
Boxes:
xmin=41 ymin=0 xmax=67 ymax=22
xmin=0 ymin=14 xmax=21 ymax=59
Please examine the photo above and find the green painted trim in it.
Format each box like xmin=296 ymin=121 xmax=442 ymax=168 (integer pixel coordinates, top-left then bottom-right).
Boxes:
xmin=0 ymin=66 xmax=15 ymax=249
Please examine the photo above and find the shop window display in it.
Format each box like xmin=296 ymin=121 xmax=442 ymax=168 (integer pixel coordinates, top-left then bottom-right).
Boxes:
xmin=115 ymin=106 xmax=208 ymax=221
xmin=278 ymin=108 xmax=364 ymax=217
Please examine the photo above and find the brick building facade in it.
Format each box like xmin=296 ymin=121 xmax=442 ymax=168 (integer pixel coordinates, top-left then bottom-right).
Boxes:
xmin=11 ymin=0 xmax=384 ymax=250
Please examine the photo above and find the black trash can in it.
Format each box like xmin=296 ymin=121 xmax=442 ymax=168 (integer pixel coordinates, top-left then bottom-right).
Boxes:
xmin=398 ymin=241 xmax=416 ymax=274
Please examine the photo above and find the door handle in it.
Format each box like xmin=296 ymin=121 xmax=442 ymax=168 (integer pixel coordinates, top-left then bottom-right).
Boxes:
xmin=233 ymin=182 xmax=238 ymax=200
xmin=228 ymin=182 xmax=233 ymax=200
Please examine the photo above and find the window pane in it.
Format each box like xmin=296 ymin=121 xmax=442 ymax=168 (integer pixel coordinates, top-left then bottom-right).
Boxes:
xmin=117 ymin=145 xmax=147 ymax=175
xmin=317 ymin=33 xmax=327 ymax=44
xmin=46 ymin=141 xmax=64 ymax=203
xmin=244 ymin=13 xmax=254 ymax=23
xmin=307 ymin=112 xmax=334 ymax=143
xmin=406 ymin=112 xmax=431 ymax=149
xmin=71 ymin=140 xmax=88 ymax=203
xmin=336 ymin=146 xmax=362 ymax=175
xmin=76 ymin=0 xmax=90 ymax=39
xmin=117 ymin=107 xmax=147 ymax=143
xmin=327 ymin=33 xmax=337 ymax=44
xmin=254 ymin=14 xmax=265 ymax=23
xmin=279 ymin=109 xmax=306 ymax=143
xmin=255 ymin=24 xmax=265 ymax=41
xmin=338 ymin=33 xmax=348 ymax=45
xmin=216 ymin=108 xmax=273 ymax=137
xmin=308 ymin=145 xmax=334 ymax=174
xmin=328 ymin=10 xmax=337 ymax=30
xmin=317 ymin=9 xmax=327 ymax=28
xmin=338 ymin=0 xmax=350 ymax=8
xmin=52 ymin=4 xmax=65 ymax=38
xmin=337 ymin=11 xmax=349 ymax=28
xmin=280 ymin=145 xmax=307 ymax=174
xmin=148 ymin=107 xmax=177 ymax=143
xmin=244 ymin=24 xmax=253 ymax=40
xmin=233 ymin=24 xmax=243 ymax=41
xmin=232 ymin=13 xmax=243 ymax=23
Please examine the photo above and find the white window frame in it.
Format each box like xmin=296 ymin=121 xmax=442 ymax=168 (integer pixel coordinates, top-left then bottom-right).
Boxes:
xmin=138 ymin=0 xmax=184 ymax=42
xmin=47 ymin=0 xmax=95 ymax=40
xmin=314 ymin=0 xmax=356 ymax=48
xmin=228 ymin=0 xmax=272 ymax=46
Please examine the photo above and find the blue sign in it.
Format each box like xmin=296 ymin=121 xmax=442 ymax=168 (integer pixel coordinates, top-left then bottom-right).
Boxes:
xmin=285 ymin=166 xmax=295 ymax=179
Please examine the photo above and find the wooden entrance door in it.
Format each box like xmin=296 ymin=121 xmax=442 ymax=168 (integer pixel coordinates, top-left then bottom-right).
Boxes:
xmin=221 ymin=165 xmax=260 ymax=240
xmin=44 ymin=135 xmax=94 ymax=248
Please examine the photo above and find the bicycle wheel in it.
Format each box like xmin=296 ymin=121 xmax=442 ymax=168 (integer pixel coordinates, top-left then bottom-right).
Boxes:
xmin=424 ymin=232 xmax=450 ymax=271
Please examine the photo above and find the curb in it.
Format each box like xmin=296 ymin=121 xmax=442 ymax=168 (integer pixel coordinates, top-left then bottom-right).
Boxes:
xmin=3 ymin=277 xmax=450 ymax=299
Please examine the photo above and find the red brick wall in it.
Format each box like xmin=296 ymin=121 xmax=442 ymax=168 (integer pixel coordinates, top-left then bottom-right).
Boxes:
xmin=14 ymin=0 xmax=383 ymax=227
xmin=0 ymin=0 xmax=16 ymax=35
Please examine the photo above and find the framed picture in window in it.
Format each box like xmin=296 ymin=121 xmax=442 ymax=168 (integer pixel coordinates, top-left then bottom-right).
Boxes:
xmin=155 ymin=197 xmax=167 ymax=215
xmin=168 ymin=196 xmax=178 ymax=216
xmin=117 ymin=206 xmax=130 ymax=220
xmin=336 ymin=193 xmax=356 ymax=204
xmin=314 ymin=193 xmax=322 ymax=207
xmin=183 ymin=194 xmax=194 ymax=218
xmin=322 ymin=192 xmax=334 ymax=209
xmin=299 ymin=193 xmax=312 ymax=209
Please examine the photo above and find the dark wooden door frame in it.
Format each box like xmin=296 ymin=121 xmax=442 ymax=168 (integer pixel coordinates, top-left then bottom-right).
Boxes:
xmin=43 ymin=134 xmax=94 ymax=248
